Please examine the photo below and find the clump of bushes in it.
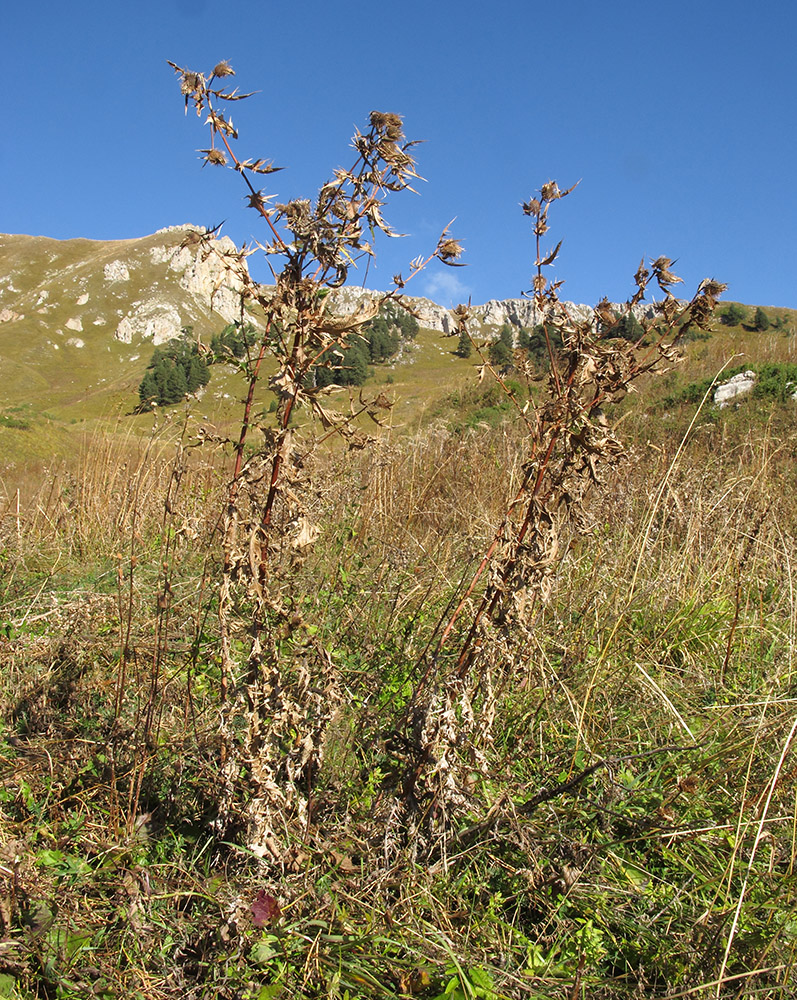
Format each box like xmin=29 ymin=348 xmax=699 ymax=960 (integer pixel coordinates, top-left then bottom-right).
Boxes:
xmin=484 ymin=312 xmax=662 ymax=374
xmin=662 ymin=361 xmax=797 ymax=408
xmin=137 ymin=333 xmax=210 ymax=408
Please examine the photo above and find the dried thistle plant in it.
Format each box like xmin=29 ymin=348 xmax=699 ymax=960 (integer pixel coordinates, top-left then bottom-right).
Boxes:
xmin=169 ymin=60 xmax=463 ymax=860
xmin=387 ymin=181 xmax=725 ymax=858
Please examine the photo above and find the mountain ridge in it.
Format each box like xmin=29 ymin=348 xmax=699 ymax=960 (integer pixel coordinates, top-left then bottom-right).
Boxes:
xmin=1 ymin=227 xmax=793 ymax=468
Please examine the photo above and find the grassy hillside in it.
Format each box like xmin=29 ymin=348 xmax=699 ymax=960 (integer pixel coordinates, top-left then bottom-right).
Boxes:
xmin=2 ymin=229 xmax=796 ymax=472
xmin=2 ymin=370 xmax=797 ymax=998
xmin=0 ymin=230 xmax=253 ymax=465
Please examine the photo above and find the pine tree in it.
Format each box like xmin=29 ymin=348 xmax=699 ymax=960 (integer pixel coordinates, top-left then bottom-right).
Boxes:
xmin=187 ymin=355 xmax=209 ymax=391
xmin=456 ymin=326 xmax=472 ymax=358
xmin=498 ymin=323 xmax=515 ymax=349
xmin=164 ymin=363 xmax=188 ymax=403
xmin=616 ymin=311 xmax=644 ymax=343
xmin=722 ymin=303 xmax=746 ymax=327
xmin=488 ymin=339 xmax=513 ymax=368
xmin=138 ymin=371 xmax=159 ymax=407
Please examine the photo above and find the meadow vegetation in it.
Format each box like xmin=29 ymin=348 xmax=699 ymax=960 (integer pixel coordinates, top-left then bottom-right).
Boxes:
xmin=1 ymin=61 xmax=796 ymax=1000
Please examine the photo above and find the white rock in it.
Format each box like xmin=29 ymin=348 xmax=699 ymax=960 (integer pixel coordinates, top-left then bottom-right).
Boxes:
xmin=36 ymin=290 xmax=49 ymax=304
xmin=0 ymin=308 xmax=23 ymax=323
xmin=714 ymin=370 xmax=757 ymax=408
xmin=65 ymin=317 xmax=83 ymax=332
xmin=76 ymin=292 xmax=89 ymax=305
xmin=155 ymin=223 xmax=206 ymax=235
xmin=115 ymin=301 xmax=183 ymax=345
xmin=66 ymin=338 xmax=85 ymax=348
xmin=104 ymin=260 xmax=130 ymax=282
xmin=150 ymin=234 xmax=246 ymax=323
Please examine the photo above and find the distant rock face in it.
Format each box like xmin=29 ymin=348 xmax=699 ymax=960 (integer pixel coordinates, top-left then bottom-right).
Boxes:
xmin=327 ymin=287 xmax=456 ymax=334
xmin=325 ymin=286 xmax=656 ymax=337
xmin=406 ymin=297 xmax=455 ymax=334
xmin=115 ymin=302 xmax=183 ymax=346
xmin=149 ymin=234 xmax=245 ymax=326
xmin=104 ymin=231 xmax=249 ymax=346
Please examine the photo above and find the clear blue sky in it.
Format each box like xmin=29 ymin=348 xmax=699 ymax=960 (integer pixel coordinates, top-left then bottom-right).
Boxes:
xmin=5 ymin=0 xmax=796 ymax=309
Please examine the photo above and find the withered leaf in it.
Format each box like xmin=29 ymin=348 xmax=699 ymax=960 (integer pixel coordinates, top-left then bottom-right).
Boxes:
xmin=251 ymin=889 xmax=281 ymax=928
xmin=536 ymin=240 xmax=563 ymax=267
xmin=238 ymin=158 xmax=283 ymax=175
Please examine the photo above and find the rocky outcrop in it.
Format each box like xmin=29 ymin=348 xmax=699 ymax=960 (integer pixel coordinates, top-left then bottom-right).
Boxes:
xmin=149 ymin=234 xmax=245 ymax=326
xmin=714 ymin=370 xmax=757 ymax=408
xmin=107 ymin=230 xmax=248 ymax=345
xmin=115 ymin=302 xmax=183 ymax=346
xmin=327 ymin=287 xmax=456 ymax=334
xmin=325 ymin=286 xmax=659 ymax=337
xmin=713 ymin=370 xmax=797 ymax=407
xmin=103 ymin=260 xmax=130 ymax=282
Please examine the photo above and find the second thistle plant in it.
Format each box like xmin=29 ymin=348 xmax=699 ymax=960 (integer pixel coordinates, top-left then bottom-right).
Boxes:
xmin=385 ymin=180 xmax=726 ymax=857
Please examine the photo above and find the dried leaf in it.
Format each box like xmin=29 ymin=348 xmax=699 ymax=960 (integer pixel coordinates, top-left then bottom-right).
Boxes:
xmin=291 ymin=516 xmax=320 ymax=551
xmin=251 ymin=890 xmax=281 ymax=928
xmin=536 ymin=240 xmax=563 ymax=267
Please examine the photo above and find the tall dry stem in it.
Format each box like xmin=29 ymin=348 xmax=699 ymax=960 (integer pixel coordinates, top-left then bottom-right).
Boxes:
xmin=169 ymin=60 xmax=464 ymax=857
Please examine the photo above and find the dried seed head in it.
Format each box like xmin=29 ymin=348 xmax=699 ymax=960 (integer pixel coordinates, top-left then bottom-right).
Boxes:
xmin=523 ymin=198 xmax=542 ymax=216
xmin=352 ymin=132 xmax=370 ymax=157
xmin=213 ymin=61 xmax=235 ymax=78
xmin=595 ymin=298 xmax=617 ymax=328
xmin=634 ymin=259 xmax=650 ymax=288
xmin=180 ymin=71 xmax=203 ymax=96
xmin=370 ymin=111 xmax=404 ymax=140
xmin=697 ymin=278 xmax=727 ymax=300
xmin=436 ymin=236 xmax=464 ymax=264
xmin=650 ymin=255 xmax=683 ymax=288
xmin=533 ymin=273 xmax=547 ymax=293
xmin=540 ymin=181 xmax=560 ymax=202
xmin=201 ymin=148 xmax=227 ymax=167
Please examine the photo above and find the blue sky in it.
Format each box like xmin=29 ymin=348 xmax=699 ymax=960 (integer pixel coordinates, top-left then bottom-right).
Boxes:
xmin=5 ymin=0 xmax=796 ymax=309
